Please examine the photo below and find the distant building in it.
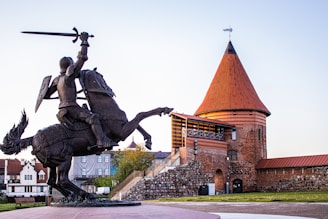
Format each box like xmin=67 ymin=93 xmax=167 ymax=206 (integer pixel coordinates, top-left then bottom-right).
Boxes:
xmin=2 ymin=159 xmax=48 ymax=197
xmin=69 ymin=151 xmax=113 ymax=193
xmin=0 ymin=160 xmax=5 ymax=193
xmin=68 ymin=141 xmax=170 ymax=192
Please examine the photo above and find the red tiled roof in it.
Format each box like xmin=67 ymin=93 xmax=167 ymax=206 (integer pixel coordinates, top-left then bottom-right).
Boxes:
xmin=34 ymin=162 xmax=47 ymax=173
xmin=0 ymin=159 xmax=5 ymax=169
xmin=170 ymin=112 xmax=234 ymax=127
xmin=7 ymin=159 xmax=22 ymax=175
xmin=195 ymin=41 xmax=270 ymax=116
xmin=256 ymin=154 xmax=328 ymax=169
xmin=34 ymin=162 xmax=48 ymax=183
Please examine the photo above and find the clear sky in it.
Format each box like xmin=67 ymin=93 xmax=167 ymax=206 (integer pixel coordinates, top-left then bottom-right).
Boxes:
xmin=0 ymin=0 xmax=327 ymax=160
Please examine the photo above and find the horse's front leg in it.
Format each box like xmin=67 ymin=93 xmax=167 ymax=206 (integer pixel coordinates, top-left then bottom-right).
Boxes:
xmin=119 ymin=107 xmax=173 ymax=147
xmin=120 ymin=107 xmax=173 ymax=137
xmin=137 ymin=125 xmax=152 ymax=150
xmin=135 ymin=107 xmax=173 ymax=120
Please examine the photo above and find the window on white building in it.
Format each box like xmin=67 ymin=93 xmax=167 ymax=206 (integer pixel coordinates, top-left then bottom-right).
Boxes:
xmin=40 ymin=186 xmax=44 ymax=192
xmin=104 ymin=156 xmax=109 ymax=163
xmin=39 ymin=173 xmax=45 ymax=180
xmin=24 ymin=175 xmax=32 ymax=180
xmin=82 ymin=168 xmax=86 ymax=176
xmin=104 ymin=168 xmax=109 ymax=176
xmin=98 ymin=168 xmax=102 ymax=176
xmin=81 ymin=156 xmax=87 ymax=163
xmin=97 ymin=156 xmax=102 ymax=163
xmin=25 ymin=186 xmax=32 ymax=192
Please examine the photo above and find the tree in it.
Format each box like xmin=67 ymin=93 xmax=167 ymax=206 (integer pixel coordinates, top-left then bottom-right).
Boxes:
xmin=93 ymin=176 xmax=113 ymax=188
xmin=112 ymin=144 xmax=155 ymax=183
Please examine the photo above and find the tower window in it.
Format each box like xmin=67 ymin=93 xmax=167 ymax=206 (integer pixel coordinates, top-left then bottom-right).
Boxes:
xmin=232 ymin=128 xmax=237 ymax=140
xmin=227 ymin=150 xmax=237 ymax=161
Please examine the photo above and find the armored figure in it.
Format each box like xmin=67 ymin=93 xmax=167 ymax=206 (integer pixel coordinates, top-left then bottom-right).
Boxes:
xmin=44 ymin=32 xmax=115 ymax=149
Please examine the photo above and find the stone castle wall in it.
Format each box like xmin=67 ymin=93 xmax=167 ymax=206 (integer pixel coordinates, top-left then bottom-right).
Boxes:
xmin=123 ymin=161 xmax=213 ymax=201
xmin=122 ymin=162 xmax=328 ymax=201
xmin=257 ymin=166 xmax=328 ymax=192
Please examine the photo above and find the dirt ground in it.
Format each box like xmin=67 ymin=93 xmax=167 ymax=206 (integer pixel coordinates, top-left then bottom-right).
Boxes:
xmin=147 ymin=202 xmax=328 ymax=219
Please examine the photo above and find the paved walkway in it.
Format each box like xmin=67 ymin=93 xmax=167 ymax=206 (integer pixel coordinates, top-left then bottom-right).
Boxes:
xmin=211 ymin=213 xmax=316 ymax=219
xmin=0 ymin=205 xmax=218 ymax=219
xmin=0 ymin=202 xmax=327 ymax=219
xmin=151 ymin=202 xmax=328 ymax=219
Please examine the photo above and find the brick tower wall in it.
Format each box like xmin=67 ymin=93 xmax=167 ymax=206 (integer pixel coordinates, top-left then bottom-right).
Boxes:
xmin=198 ymin=110 xmax=268 ymax=192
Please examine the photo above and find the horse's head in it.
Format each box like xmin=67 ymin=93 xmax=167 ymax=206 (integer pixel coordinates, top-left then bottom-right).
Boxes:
xmin=79 ymin=69 xmax=115 ymax=98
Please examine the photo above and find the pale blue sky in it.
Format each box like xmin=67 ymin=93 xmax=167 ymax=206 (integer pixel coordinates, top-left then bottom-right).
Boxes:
xmin=0 ymin=0 xmax=327 ymax=160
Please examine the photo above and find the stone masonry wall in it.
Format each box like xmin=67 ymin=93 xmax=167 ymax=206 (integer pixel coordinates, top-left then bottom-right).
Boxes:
xmin=123 ymin=161 xmax=213 ymax=201
xmin=257 ymin=166 xmax=328 ymax=192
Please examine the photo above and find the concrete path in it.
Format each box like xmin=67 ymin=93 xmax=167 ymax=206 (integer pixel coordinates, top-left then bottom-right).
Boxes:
xmin=0 ymin=205 xmax=218 ymax=219
xmin=1 ymin=202 xmax=327 ymax=219
xmin=152 ymin=202 xmax=328 ymax=219
xmin=212 ymin=213 xmax=316 ymax=219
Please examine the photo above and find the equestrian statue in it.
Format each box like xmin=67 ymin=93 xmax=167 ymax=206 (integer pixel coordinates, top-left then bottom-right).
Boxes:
xmin=0 ymin=28 xmax=173 ymax=202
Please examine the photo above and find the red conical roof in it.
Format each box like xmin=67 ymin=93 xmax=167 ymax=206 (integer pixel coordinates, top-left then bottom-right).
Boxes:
xmin=195 ymin=41 xmax=270 ymax=116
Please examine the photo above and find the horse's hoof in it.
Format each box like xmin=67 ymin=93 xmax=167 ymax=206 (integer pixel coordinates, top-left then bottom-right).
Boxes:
xmin=163 ymin=107 xmax=173 ymax=115
xmin=86 ymin=193 xmax=97 ymax=200
xmin=145 ymin=142 xmax=152 ymax=150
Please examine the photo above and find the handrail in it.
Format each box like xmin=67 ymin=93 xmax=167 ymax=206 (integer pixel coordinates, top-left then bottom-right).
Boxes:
xmin=109 ymin=170 xmax=144 ymax=198
xmin=145 ymin=151 xmax=180 ymax=177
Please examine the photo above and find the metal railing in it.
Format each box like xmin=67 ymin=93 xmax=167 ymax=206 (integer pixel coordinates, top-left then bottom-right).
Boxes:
xmin=109 ymin=151 xmax=181 ymax=199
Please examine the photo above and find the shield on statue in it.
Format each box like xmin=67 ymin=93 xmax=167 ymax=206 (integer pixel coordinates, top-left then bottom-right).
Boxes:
xmin=35 ymin=75 xmax=52 ymax=112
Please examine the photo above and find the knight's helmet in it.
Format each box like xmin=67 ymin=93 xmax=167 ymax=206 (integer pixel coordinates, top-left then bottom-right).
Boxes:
xmin=59 ymin=57 xmax=73 ymax=73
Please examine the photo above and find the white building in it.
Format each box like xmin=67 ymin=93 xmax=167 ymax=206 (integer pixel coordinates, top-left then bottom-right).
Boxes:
xmin=4 ymin=159 xmax=48 ymax=197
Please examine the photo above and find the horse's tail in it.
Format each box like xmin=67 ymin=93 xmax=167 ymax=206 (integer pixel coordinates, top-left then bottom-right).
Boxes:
xmin=0 ymin=111 xmax=33 ymax=155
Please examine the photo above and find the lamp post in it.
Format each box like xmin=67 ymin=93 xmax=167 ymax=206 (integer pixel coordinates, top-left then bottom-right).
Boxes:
xmin=193 ymin=140 xmax=198 ymax=160
xmin=226 ymin=157 xmax=230 ymax=194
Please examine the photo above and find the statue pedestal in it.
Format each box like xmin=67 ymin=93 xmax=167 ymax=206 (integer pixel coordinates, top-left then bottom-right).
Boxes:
xmin=50 ymin=199 xmax=141 ymax=207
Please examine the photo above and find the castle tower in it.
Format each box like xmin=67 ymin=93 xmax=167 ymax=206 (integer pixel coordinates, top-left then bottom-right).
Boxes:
xmin=194 ymin=41 xmax=270 ymax=192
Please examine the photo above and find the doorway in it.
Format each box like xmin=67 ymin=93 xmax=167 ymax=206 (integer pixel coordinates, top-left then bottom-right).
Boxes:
xmin=232 ymin=179 xmax=243 ymax=193
xmin=214 ymin=169 xmax=224 ymax=193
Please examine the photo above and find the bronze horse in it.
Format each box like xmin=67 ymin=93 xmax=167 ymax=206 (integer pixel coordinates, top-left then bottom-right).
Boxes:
xmin=1 ymin=69 xmax=173 ymax=201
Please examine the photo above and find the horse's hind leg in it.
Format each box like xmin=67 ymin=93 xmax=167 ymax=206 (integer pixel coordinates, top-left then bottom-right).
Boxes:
xmin=47 ymin=167 xmax=71 ymax=198
xmin=57 ymin=156 xmax=94 ymax=201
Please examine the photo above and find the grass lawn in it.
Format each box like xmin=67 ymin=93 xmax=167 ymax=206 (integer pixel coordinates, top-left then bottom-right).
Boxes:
xmin=0 ymin=203 xmax=46 ymax=212
xmin=154 ymin=191 xmax=328 ymax=202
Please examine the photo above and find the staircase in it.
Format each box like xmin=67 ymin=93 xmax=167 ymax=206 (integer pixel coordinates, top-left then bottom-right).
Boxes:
xmin=110 ymin=151 xmax=180 ymax=200
xmin=145 ymin=151 xmax=180 ymax=177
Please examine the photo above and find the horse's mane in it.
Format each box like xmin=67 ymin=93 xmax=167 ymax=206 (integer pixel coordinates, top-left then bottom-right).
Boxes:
xmin=79 ymin=69 xmax=115 ymax=97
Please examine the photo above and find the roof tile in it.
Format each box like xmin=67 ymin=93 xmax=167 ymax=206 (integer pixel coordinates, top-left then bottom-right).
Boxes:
xmin=256 ymin=154 xmax=328 ymax=169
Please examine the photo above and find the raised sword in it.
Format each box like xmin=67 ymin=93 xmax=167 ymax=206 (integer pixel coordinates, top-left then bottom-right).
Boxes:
xmin=21 ymin=27 xmax=94 ymax=43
